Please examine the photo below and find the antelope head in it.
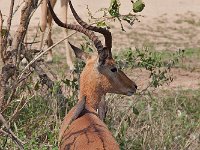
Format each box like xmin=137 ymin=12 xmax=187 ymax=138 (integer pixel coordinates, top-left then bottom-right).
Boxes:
xmin=48 ymin=0 xmax=137 ymax=109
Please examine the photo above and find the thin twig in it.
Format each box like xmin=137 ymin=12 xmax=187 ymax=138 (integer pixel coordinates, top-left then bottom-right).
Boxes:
xmin=0 ymin=113 xmax=24 ymax=149
xmin=6 ymin=70 xmax=33 ymax=106
xmin=9 ymin=95 xmax=34 ymax=123
xmin=2 ymin=0 xmax=14 ymax=61
xmin=18 ymin=31 xmax=76 ymax=80
xmin=6 ymin=0 xmax=14 ymax=35
xmin=23 ymin=41 xmax=40 ymax=44
xmin=1 ymin=69 xmax=32 ymax=113
xmin=29 ymin=24 xmax=41 ymax=48
xmin=0 ymin=128 xmax=8 ymax=136
xmin=0 ymin=11 xmax=3 ymax=66
xmin=114 ymin=102 xmax=135 ymax=137
xmin=0 ymin=0 xmax=40 ymax=110
xmin=41 ymin=62 xmax=58 ymax=80
xmin=16 ymin=0 xmax=41 ymax=67
xmin=11 ymin=0 xmax=39 ymax=65
xmin=22 ymin=0 xmax=42 ymax=53
xmin=13 ymin=1 xmax=25 ymax=15
xmin=0 ymin=64 xmax=16 ymax=109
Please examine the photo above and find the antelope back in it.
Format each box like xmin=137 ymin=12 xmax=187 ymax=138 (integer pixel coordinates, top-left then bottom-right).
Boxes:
xmin=59 ymin=106 xmax=120 ymax=150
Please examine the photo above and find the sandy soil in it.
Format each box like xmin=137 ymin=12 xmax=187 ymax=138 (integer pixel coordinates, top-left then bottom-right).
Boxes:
xmin=0 ymin=0 xmax=200 ymax=90
xmin=1 ymin=0 xmax=200 ymax=27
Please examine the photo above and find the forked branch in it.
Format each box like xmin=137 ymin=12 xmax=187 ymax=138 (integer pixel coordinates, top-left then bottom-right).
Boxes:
xmin=0 ymin=113 xmax=24 ymax=150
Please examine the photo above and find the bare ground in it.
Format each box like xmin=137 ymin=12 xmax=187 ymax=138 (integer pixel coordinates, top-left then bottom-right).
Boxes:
xmin=0 ymin=0 xmax=200 ymax=90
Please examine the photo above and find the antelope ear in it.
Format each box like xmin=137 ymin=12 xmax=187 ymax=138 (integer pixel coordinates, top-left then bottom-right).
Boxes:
xmin=68 ymin=42 xmax=89 ymax=61
xmin=98 ymin=47 xmax=109 ymax=66
xmin=70 ymin=96 xmax=86 ymax=123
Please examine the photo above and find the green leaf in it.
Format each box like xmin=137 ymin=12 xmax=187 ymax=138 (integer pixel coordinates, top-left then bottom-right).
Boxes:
xmin=109 ymin=0 xmax=120 ymax=17
xmin=132 ymin=106 xmax=139 ymax=115
xmin=96 ymin=21 xmax=107 ymax=28
xmin=34 ymin=80 xmax=40 ymax=91
xmin=132 ymin=0 xmax=145 ymax=13
xmin=62 ymin=79 xmax=70 ymax=86
xmin=1 ymin=28 xmax=7 ymax=37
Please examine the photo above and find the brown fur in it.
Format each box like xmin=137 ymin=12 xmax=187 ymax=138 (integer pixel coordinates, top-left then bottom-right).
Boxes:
xmin=47 ymin=1 xmax=137 ymax=149
xmin=60 ymin=107 xmax=119 ymax=150
xmin=59 ymin=53 xmax=137 ymax=150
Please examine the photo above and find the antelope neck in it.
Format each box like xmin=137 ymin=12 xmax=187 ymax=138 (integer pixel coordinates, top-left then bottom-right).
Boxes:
xmin=79 ymin=89 xmax=104 ymax=110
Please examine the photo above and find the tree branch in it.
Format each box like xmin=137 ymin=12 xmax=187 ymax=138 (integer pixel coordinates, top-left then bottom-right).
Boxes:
xmin=0 ymin=64 xmax=16 ymax=109
xmin=0 ymin=113 xmax=24 ymax=150
xmin=19 ymin=31 xmax=76 ymax=80
xmin=10 ymin=0 xmax=38 ymax=65
xmin=0 ymin=0 xmax=39 ymax=109
xmin=0 ymin=11 xmax=3 ymax=66
xmin=2 ymin=0 xmax=14 ymax=56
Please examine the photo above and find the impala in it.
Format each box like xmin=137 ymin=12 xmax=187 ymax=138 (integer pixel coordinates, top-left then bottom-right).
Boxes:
xmin=48 ymin=0 xmax=137 ymax=149
xmin=40 ymin=0 xmax=74 ymax=71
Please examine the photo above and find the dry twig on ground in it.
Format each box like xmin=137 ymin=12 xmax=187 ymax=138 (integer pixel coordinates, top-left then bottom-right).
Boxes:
xmin=0 ymin=113 xmax=25 ymax=150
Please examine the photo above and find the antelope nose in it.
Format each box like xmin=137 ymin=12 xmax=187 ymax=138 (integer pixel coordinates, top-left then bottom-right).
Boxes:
xmin=131 ymin=82 xmax=138 ymax=90
xmin=132 ymin=83 xmax=137 ymax=91
xmin=127 ymin=83 xmax=137 ymax=96
xmin=135 ymin=84 xmax=137 ymax=90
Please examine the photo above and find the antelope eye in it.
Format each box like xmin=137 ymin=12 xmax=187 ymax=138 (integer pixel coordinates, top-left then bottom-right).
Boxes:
xmin=111 ymin=67 xmax=118 ymax=72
